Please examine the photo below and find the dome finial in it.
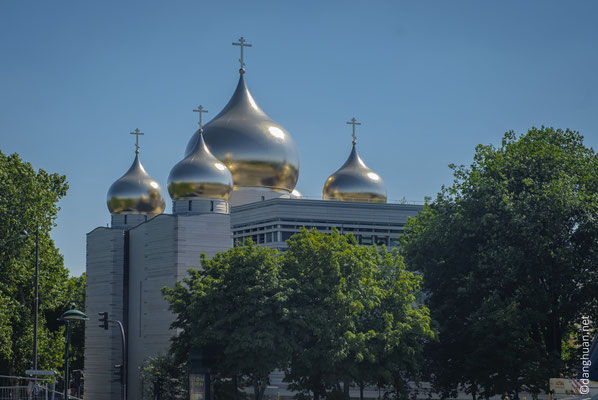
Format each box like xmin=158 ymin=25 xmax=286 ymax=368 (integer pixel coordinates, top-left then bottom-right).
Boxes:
xmin=107 ymin=129 xmax=165 ymax=215
xmin=193 ymin=105 xmax=209 ymax=131
xmin=322 ymin=121 xmax=386 ymax=203
xmin=232 ymin=36 xmax=252 ymax=74
xmin=130 ymin=128 xmax=144 ymax=155
xmin=346 ymin=117 xmax=361 ymax=146
xmin=167 ymin=105 xmax=233 ymax=201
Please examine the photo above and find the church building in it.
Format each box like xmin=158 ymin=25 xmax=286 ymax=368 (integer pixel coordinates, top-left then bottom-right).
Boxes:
xmin=84 ymin=38 xmax=422 ymax=400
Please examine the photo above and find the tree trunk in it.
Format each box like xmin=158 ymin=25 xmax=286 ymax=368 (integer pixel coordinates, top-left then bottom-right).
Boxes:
xmin=359 ymin=383 xmax=364 ymax=400
xmin=313 ymin=389 xmax=320 ymax=400
xmin=233 ymin=375 xmax=239 ymax=400
xmin=343 ymin=380 xmax=350 ymax=400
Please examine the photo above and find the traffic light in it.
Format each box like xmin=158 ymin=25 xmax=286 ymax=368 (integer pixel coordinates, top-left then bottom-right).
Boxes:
xmin=113 ymin=364 xmax=123 ymax=383
xmin=98 ymin=312 xmax=109 ymax=330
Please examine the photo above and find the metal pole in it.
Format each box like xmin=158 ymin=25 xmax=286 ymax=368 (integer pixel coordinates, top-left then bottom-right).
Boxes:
xmin=33 ymin=225 xmax=39 ymax=371
xmin=113 ymin=320 xmax=127 ymax=400
xmin=64 ymin=322 xmax=71 ymax=400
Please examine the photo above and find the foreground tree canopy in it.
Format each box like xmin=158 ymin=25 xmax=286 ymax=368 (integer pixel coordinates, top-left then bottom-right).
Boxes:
xmin=0 ymin=151 xmax=84 ymax=375
xmin=401 ymin=127 xmax=598 ymax=399
xmin=162 ymin=229 xmax=433 ymax=400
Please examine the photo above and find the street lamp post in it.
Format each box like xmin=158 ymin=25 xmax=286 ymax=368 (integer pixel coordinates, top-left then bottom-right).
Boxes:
xmin=58 ymin=307 xmax=88 ymax=400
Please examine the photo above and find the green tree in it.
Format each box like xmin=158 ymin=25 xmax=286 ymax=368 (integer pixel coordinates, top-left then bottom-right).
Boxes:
xmin=0 ymin=151 xmax=70 ymax=375
xmin=282 ymin=228 xmax=433 ymax=400
xmin=60 ymin=273 xmax=86 ymax=371
xmin=140 ymin=354 xmax=187 ymax=400
xmin=401 ymin=127 xmax=598 ymax=399
xmin=163 ymin=240 xmax=289 ymax=400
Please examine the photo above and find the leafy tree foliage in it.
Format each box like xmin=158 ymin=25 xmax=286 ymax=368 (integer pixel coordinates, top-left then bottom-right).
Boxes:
xmin=140 ymin=354 xmax=187 ymax=400
xmin=401 ymin=127 xmax=598 ymax=399
xmin=0 ymin=151 xmax=71 ymax=375
xmin=162 ymin=230 xmax=433 ymax=400
xmin=163 ymin=241 xmax=289 ymax=400
xmin=61 ymin=273 xmax=86 ymax=371
xmin=282 ymin=229 xmax=433 ymax=400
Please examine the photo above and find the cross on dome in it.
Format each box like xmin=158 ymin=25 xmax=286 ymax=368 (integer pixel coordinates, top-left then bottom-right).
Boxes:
xmin=346 ymin=117 xmax=361 ymax=145
xmin=232 ymin=37 xmax=252 ymax=73
xmin=193 ymin=105 xmax=209 ymax=130
xmin=130 ymin=128 xmax=144 ymax=154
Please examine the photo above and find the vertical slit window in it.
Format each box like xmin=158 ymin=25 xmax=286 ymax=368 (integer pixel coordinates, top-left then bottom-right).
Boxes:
xmin=139 ymin=281 xmax=142 ymax=337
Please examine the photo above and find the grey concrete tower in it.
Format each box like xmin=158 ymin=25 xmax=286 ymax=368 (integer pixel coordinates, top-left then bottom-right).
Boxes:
xmin=85 ymin=145 xmax=166 ymax=400
xmin=85 ymin=131 xmax=233 ymax=400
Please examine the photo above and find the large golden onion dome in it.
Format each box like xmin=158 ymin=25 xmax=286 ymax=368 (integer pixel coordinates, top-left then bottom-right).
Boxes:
xmin=107 ymin=155 xmax=166 ymax=214
xmin=168 ymin=129 xmax=233 ymax=200
xmin=184 ymin=73 xmax=300 ymax=192
xmin=322 ymin=144 xmax=387 ymax=203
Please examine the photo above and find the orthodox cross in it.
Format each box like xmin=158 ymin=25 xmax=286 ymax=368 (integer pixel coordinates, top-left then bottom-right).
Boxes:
xmin=232 ymin=37 xmax=252 ymax=71
xmin=130 ymin=128 xmax=144 ymax=154
xmin=193 ymin=105 xmax=209 ymax=130
xmin=346 ymin=118 xmax=361 ymax=145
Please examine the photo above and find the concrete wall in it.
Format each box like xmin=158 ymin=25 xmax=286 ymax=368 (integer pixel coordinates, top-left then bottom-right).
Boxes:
xmin=84 ymin=227 xmax=127 ymax=400
xmin=231 ymin=198 xmax=423 ymax=249
xmin=127 ymin=213 xmax=232 ymax=400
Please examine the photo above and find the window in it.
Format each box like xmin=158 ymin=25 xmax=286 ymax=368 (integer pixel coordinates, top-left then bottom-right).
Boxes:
xmin=281 ymin=232 xmax=293 ymax=241
xmin=139 ymin=281 xmax=143 ymax=337
xmin=375 ymin=236 xmax=389 ymax=246
xmin=360 ymin=236 xmax=373 ymax=245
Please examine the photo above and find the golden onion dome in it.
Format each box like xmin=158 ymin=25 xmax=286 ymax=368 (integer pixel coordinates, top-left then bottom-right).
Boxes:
xmin=168 ymin=130 xmax=233 ymax=200
xmin=107 ymin=155 xmax=166 ymax=214
xmin=322 ymin=144 xmax=387 ymax=203
xmin=184 ymin=73 xmax=300 ymax=192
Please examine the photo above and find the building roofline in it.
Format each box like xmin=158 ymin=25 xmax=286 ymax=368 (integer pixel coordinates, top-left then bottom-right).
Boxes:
xmin=230 ymin=197 xmax=424 ymax=213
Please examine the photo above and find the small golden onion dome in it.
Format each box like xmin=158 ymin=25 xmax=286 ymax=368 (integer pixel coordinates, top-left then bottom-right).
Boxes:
xmin=107 ymin=155 xmax=166 ymax=214
xmin=168 ymin=131 xmax=233 ymax=200
xmin=184 ymin=74 xmax=300 ymax=192
xmin=322 ymin=145 xmax=387 ymax=203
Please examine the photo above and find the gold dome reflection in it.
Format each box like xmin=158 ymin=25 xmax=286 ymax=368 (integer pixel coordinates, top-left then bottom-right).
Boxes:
xmin=322 ymin=145 xmax=387 ymax=203
xmin=107 ymin=155 xmax=166 ymax=214
xmin=168 ymin=132 xmax=234 ymax=200
xmin=184 ymin=74 xmax=299 ymax=192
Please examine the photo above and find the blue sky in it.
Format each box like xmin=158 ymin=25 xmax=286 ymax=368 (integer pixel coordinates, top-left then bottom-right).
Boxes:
xmin=1 ymin=1 xmax=597 ymax=276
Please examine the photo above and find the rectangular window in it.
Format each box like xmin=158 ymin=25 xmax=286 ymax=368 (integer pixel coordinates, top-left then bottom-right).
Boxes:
xmin=281 ymin=231 xmax=293 ymax=241
xmin=360 ymin=236 xmax=373 ymax=245
xmin=139 ymin=281 xmax=142 ymax=337
xmin=375 ymin=236 xmax=389 ymax=246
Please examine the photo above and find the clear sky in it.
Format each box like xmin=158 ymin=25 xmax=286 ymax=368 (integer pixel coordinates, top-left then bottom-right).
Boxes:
xmin=1 ymin=1 xmax=597 ymax=277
